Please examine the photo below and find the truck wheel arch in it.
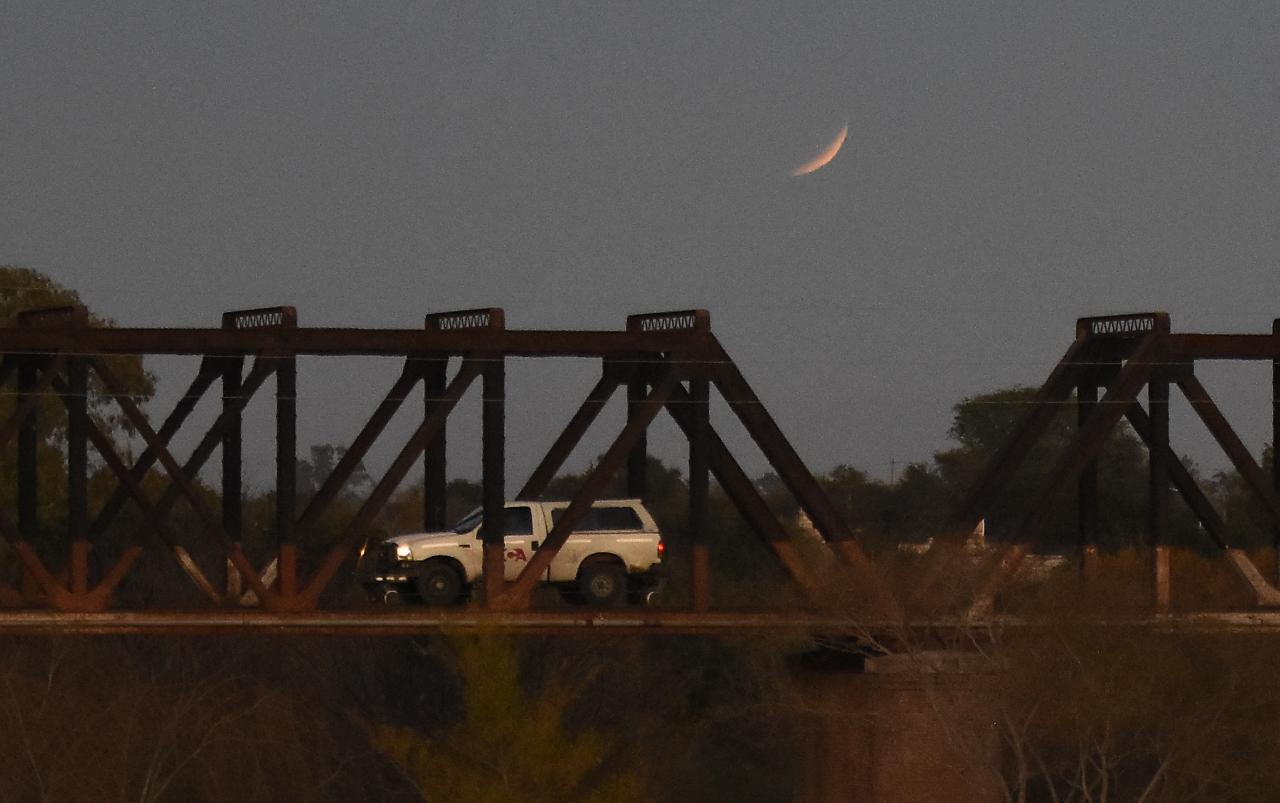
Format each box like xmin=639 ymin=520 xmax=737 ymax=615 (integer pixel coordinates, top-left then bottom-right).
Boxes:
xmin=578 ymin=552 xmax=627 ymax=573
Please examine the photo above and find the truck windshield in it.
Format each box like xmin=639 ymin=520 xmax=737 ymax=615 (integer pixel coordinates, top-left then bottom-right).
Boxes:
xmin=452 ymin=508 xmax=482 ymax=534
xmin=450 ymin=506 xmax=534 ymax=536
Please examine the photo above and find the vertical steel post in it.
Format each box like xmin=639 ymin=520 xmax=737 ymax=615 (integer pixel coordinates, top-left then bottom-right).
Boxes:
xmin=1274 ymin=318 xmax=1280 ymax=584
xmin=627 ymin=369 xmax=648 ymax=499
xmin=423 ymin=356 xmax=448 ymax=531
xmin=222 ymin=356 xmax=244 ymax=599
xmin=689 ymin=374 xmax=710 ymax=611
xmin=482 ymin=356 xmax=506 ymax=607
xmin=17 ymin=355 xmax=39 ymax=601
xmin=67 ymin=358 xmax=89 ymax=595
xmin=1077 ymin=373 xmax=1099 ymax=577
xmin=1072 ymin=320 xmax=1102 ymax=579
xmin=1149 ymin=373 xmax=1171 ymax=612
xmin=276 ymin=355 xmax=297 ymax=597
xmin=17 ymin=357 xmax=37 ymax=541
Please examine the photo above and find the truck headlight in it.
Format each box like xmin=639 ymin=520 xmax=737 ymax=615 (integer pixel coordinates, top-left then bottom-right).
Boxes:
xmin=395 ymin=544 xmax=413 ymax=560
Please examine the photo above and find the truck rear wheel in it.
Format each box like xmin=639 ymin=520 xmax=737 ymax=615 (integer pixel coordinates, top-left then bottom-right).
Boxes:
xmin=578 ymin=559 xmax=626 ymax=607
xmin=416 ymin=560 xmax=464 ymax=606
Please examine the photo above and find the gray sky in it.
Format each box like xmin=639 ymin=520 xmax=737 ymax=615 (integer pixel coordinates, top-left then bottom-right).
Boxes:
xmin=5 ymin=2 xmax=1280 ymax=489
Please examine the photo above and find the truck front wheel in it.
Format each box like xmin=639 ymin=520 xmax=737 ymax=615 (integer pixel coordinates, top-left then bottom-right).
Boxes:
xmin=578 ymin=559 xmax=626 ymax=607
xmin=416 ymin=560 xmax=464 ymax=606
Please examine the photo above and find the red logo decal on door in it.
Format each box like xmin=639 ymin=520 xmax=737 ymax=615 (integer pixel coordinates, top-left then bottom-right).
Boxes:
xmin=505 ymin=548 xmax=528 ymax=562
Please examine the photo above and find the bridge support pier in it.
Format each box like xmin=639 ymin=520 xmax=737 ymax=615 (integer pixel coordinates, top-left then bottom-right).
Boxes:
xmin=793 ymin=650 xmax=1002 ymax=803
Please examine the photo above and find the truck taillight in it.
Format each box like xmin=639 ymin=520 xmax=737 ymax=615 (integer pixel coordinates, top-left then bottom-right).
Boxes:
xmin=657 ymin=540 xmax=665 ymax=556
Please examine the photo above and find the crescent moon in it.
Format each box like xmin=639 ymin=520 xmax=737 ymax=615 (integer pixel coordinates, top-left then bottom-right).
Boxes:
xmin=790 ymin=124 xmax=848 ymax=177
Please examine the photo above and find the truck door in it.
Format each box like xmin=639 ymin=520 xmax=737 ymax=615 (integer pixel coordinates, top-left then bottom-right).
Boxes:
xmin=546 ymin=505 xmax=606 ymax=581
xmin=501 ymin=505 xmax=536 ymax=581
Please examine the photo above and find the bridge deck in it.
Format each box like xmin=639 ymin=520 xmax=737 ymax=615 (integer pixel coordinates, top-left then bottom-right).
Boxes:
xmin=0 ymin=610 xmax=1276 ymax=636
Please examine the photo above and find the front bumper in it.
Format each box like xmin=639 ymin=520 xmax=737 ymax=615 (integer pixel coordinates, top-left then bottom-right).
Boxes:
xmin=357 ymin=545 xmax=428 ymax=601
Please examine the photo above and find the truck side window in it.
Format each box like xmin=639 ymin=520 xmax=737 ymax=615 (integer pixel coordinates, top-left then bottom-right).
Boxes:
xmin=550 ymin=507 xmax=642 ymax=531
xmin=504 ymin=506 xmax=533 ymax=536
xmin=594 ymin=507 xmax=643 ymax=530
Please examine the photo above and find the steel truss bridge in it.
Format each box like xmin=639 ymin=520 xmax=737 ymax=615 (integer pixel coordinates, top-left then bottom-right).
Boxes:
xmin=0 ymin=307 xmax=1278 ymax=636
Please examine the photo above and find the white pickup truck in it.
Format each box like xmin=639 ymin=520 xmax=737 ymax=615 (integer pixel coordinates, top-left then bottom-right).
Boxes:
xmin=362 ymin=499 xmax=665 ymax=606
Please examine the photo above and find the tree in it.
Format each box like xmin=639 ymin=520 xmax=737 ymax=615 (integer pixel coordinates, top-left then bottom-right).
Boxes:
xmin=993 ymin=613 xmax=1280 ymax=801
xmin=378 ymin=478 xmax=483 ymax=538
xmin=0 ymin=265 xmax=155 ymax=439
xmin=1207 ymin=444 xmax=1276 ymax=550
xmin=0 ymin=267 xmax=155 ymax=588
xmin=933 ymin=386 xmax=1201 ymax=551
xmin=819 ymin=463 xmax=948 ymax=547
xmin=371 ymin=637 xmax=645 ymax=803
xmin=0 ymin=638 xmax=401 ymax=803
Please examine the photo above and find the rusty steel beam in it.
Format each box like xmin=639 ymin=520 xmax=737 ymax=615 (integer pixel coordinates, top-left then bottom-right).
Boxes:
xmin=1076 ymin=312 xmax=1166 ymax=341
xmin=1019 ymin=334 xmax=1161 ymax=535
xmin=710 ymin=341 xmax=901 ymax=619
xmin=0 ymin=349 xmax=88 ymax=607
xmin=1178 ymin=372 xmax=1280 ymax=532
xmin=689 ymin=375 xmax=711 ymax=612
xmin=276 ymin=354 xmax=297 ymax=593
xmin=1125 ymin=404 xmax=1229 ymax=550
xmin=911 ymin=338 xmax=1097 ymax=608
xmin=627 ymin=369 xmax=649 ymax=500
xmin=3 ymin=609 xmax=1280 ymax=637
xmin=89 ymin=358 xmax=276 ymax=605
xmin=0 ymin=327 xmax=709 ymax=358
xmin=0 ymin=355 xmax=67 ymax=457
xmin=226 ymin=308 xmax=297 ymax=596
xmin=220 ymin=355 xmax=243 ymax=598
xmin=1125 ymin=402 xmax=1280 ymax=607
xmin=482 ymin=356 xmax=506 ymax=607
xmin=426 ymin=307 xmax=504 ymax=332
xmin=0 ymin=609 xmax=911 ymax=636
xmin=948 ymin=315 xmax=1167 ymax=594
xmin=2 ymin=515 xmax=74 ymax=607
xmin=16 ymin=305 xmax=88 ymax=330
xmin=0 ymin=305 xmax=896 ymax=621
xmin=91 ymin=358 xmax=221 ymax=539
xmin=422 ymin=355 xmax=448 ymax=531
xmin=662 ymin=386 xmax=822 ymax=598
xmin=1274 ymin=319 xmax=1280 ymax=582
xmin=0 ymin=352 xmax=67 ymax=597
xmin=7 ymin=356 xmax=68 ymax=599
xmin=47 ymin=373 xmax=220 ymax=604
xmin=497 ymin=365 xmax=683 ymax=609
xmin=221 ymin=306 xmax=297 ymax=331
xmin=302 ymin=359 xmax=483 ymax=608
xmin=298 ymin=360 xmax=423 ymax=530
xmin=421 ymin=311 xmax=505 ymax=530
xmin=1149 ymin=372 xmax=1171 ymax=612
xmin=516 ymin=364 xmax=628 ymax=502
xmin=66 ymin=358 xmax=89 ymax=595
xmin=0 ymin=302 xmax=80 ymax=584
xmin=125 ymin=356 xmax=277 ymax=591
xmin=954 ymin=337 xmax=1094 ymax=531
xmin=1166 ymin=333 xmax=1280 ymax=360
xmin=1077 ymin=370 xmax=1100 ymax=573
xmin=968 ymin=333 xmax=1161 ymax=617
xmin=79 ymin=416 xmax=182 ymax=597
xmin=16 ymin=358 xmax=38 ymax=551
xmin=63 ymin=412 xmax=150 ymax=607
